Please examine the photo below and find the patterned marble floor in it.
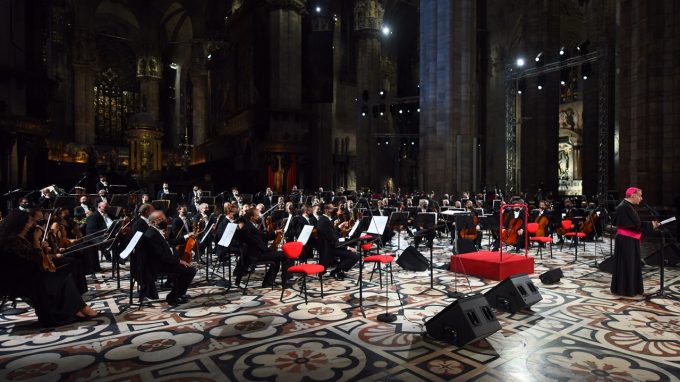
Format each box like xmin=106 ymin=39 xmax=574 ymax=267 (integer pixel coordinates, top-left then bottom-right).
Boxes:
xmin=1 ymin=234 xmax=679 ymax=382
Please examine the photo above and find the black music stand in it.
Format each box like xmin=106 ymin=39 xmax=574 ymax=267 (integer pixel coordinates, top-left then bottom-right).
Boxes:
xmin=646 ymin=214 xmax=679 ymax=302
xmin=338 ymin=235 xmax=381 ymax=317
xmin=389 ymin=212 xmax=409 ymax=253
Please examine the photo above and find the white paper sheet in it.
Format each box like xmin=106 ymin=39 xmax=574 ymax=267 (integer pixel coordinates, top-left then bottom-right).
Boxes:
xmin=297 ymin=225 xmax=314 ymax=246
xmin=120 ymin=231 xmax=143 ymax=260
xmin=218 ymin=223 xmax=238 ymax=247
xmin=367 ymin=216 xmax=389 ymax=235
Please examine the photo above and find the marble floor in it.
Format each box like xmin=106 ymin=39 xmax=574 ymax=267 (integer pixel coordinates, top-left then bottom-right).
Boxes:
xmin=0 ymin=234 xmax=679 ymax=381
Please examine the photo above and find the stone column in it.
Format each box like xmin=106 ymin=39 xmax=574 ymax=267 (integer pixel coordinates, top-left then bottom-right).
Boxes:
xmin=136 ymin=55 xmax=162 ymax=119
xmin=419 ymin=0 xmax=477 ymax=196
xmin=190 ymin=41 xmax=208 ymax=146
xmin=354 ymin=0 xmax=384 ymax=189
xmin=72 ymin=28 xmax=96 ymax=145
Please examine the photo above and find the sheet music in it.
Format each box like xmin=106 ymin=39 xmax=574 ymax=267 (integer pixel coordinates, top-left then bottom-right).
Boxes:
xmin=218 ymin=223 xmax=238 ymax=247
xmin=660 ymin=216 xmax=676 ymax=226
xmin=367 ymin=216 xmax=389 ymax=235
xmin=348 ymin=220 xmax=361 ymax=237
xmin=120 ymin=231 xmax=143 ymax=260
xmin=297 ymin=225 xmax=314 ymax=246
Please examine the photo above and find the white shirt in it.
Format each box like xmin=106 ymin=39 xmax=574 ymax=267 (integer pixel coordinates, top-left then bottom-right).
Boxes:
xmin=81 ymin=203 xmax=90 ymax=213
xmin=102 ymin=212 xmax=113 ymax=228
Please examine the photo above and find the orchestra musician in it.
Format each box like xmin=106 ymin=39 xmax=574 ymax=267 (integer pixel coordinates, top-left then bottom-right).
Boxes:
xmin=94 ymin=189 xmax=109 ymax=206
xmin=239 ymin=207 xmax=291 ymax=288
xmin=141 ymin=211 xmax=197 ymax=305
xmin=413 ymin=199 xmax=435 ymax=249
xmin=214 ymin=203 xmax=240 ymax=263
xmin=73 ymin=195 xmax=92 ymax=228
xmin=316 ymin=203 xmax=359 ymax=281
xmin=0 ymin=209 xmax=98 ymax=326
xmin=38 ymin=187 xmax=54 ymax=209
xmin=95 ymin=175 xmax=110 ymax=194
xmin=18 ymin=198 xmax=31 ymax=212
xmin=134 ymin=194 xmax=151 ymax=216
xmin=263 ymin=187 xmax=275 ymax=209
xmin=188 ymin=186 xmax=202 ymax=215
xmin=157 ymin=182 xmax=171 ymax=200
xmin=84 ymin=201 xmax=114 ymax=272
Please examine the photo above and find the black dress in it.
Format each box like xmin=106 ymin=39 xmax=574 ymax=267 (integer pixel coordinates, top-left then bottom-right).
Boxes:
xmin=2 ymin=238 xmax=86 ymax=326
xmin=611 ymin=200 xmax=653 ymax=296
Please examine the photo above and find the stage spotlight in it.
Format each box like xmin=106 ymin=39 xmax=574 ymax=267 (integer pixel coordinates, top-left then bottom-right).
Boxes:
xmin=577 ymin=40 xmax=590 ymax=55
xmin=382 ymin=25 xmax=391 ymax=36
xmin=398 ymin=109 xmax=403 ymax=114
xmin=582 ymin=63 xmax=591 ymax=80
xmin=537 ymin=74 xmax=545 ymax=90
xmin=559 ymin=46 xmax=568 ymax=60
xmin=361 ymin=105 xmax=368 ymax=117
xmin=516 ymin=57 xmax=525 ymax=67
xmin=380 ymin=104 xmax=386 ymax=116
xmin=535 ymin=52 xmax=544 ymax=67
xmin=385 ymin=139 xmax=389 ymax=145
xmin=560 ymin=68 xmax=569 ymax=85
xmin=315 ymin=6 xmax=321 ymax=13
xmin=207 ymin=54 xmax=212 ymax=60
xmin=377 ymin=139 xmax=381 ymax=147
xmin=411 ymin=140 xmax=415 ymax=145
xmin=417 ymin=108 xmax=420 ymax=113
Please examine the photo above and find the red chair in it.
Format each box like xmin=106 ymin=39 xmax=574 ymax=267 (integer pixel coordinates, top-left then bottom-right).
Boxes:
xmin=280 ymin=241 xmax=325 ymax=304
xmin=364 ymin=254 xmax=398 ymax=323
xmin=561 ymin=220 xmax=586 ymax=262
xmin=526 ymin=222 xmax=553 ymax=259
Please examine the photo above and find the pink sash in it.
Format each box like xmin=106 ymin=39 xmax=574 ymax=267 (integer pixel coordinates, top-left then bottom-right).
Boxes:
xmin=617 ymin=227 xmax=642 ymax=240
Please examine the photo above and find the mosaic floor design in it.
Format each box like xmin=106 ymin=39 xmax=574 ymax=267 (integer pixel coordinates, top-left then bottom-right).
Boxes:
xmin=1 ymin=234 xmax=679 ymax=381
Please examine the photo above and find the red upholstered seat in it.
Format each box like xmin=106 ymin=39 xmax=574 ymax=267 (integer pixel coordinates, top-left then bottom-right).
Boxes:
xmin=565 ymin=232 xmax=586 ymax=238
xmin=530 ymin=237 xmax=553 ymax=243
xmin=288 ymin=264 xmax=325 ymax=275
xmin=527 ymin=222 xmax=539 ymax=234
xmin=282 ymin=241 xmax=304 ymax=259
xmin=561 ymin=220 xmax=573 ymax=230
xmin=364 ymin=255 xmax=394 ymax=264
xmin=361 ymin=243 xmax=373 ymax=251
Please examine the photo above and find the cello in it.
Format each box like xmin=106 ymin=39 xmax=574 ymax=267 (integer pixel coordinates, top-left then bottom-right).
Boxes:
xmin=501 ymin=206 xmax=524 ymax=246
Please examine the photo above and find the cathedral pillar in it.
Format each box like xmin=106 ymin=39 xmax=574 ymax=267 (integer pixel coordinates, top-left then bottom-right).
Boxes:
xmin=136 ymin=55 xmax=162 ymax=119
xmin=190 ymin=41 xmax=208 ymax=147
xmin=354 ymin=0 xmax=384 ymax=189
xmin=419 ymin=0 xmax=477 ymax=196
xmin=127 ymin=112 xmax=163 ymax=174
xmin=72 ymin=28 xmax=96 ymax=145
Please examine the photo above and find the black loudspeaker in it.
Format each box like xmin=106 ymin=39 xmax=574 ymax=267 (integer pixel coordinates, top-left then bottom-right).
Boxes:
xmin=643 ymin=243 xmax=680 ymax=267
xmin=425 ymin=294 xmax=501 ymax=346
xmin=397 ymin=246 xmax=429 ymax=271
xmin=598 ymin=256 xmax=615 ymax=273
xmin=456 ymin=238 xmax=477 ymax=254
xmin=484 ymin=273 xmax=542 ymax=313
xmin=539 ymin=268 xmax=563 ymax=284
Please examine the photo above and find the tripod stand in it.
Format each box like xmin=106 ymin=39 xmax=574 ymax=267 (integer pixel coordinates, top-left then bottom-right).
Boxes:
xmin=414 ymin=225 xmax=468 ymax=299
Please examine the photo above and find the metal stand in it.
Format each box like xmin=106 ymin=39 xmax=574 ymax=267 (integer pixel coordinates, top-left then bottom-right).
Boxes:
xmin=645 ymin=216 xmax=679 ymax=302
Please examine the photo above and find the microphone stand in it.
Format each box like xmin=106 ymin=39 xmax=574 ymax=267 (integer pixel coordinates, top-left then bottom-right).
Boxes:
xmin=69 ymin=173 xmax=88 ymax=194
xmin=643 ymin=203 xmax=679 ymax=302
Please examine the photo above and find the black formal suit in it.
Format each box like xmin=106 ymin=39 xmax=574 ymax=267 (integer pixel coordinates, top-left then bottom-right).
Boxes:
xmin=263 ymin=194 xmax=275 ymax=209
xmin=214 ymin=216 xmax=240 ymax=264
xmin=83 ymin=211 xmax=112 ymax=272
xmin=94 ymin=196 xmax=109 ymax=206
xmin=294 ymin=214 xmax=317 ymax=261
xmin=316 ymin=214 xmax=359 ymax=272
xmin=73 ymin=203 xmax=91 ymax=221
xmin=240 ymin=221 xmax=290 ymax=286
xmin=142 ymin=226 xmax=197 ymax=302
xmin=95 ymin=181 xmax=109 ymax=193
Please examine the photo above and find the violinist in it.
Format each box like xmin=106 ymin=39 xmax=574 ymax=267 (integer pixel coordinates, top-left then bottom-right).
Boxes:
xmin=141 ymin=211 xmax=197 ymax=305
xmin=283 ymin=202 xmax=297 ymax=242
xmin=214 ymin=203 xmax=240 ymax=263
xmin=84 ymin=201 xmax=113 ymax=272
xmin=240 ymin=207 xmax=291 ymax=288
xmin=42 ymin=215 xmax=88 ymax=295
xmin=38 ymin=187 xmax=55 ymax=209
xmin=0 ymin=209 xmax=97 ymax=326
xmin=94 ymin=189 xmax=109 ymax=206
xmin=157 ymin=182 xmax=171 ymax=200
xmin=95 ymin=175 xmax=110 ymax=194
xmin=262 ymin=187 xmax=275 ymax=209
xmin=188 ymin=186 xmax=202 ymax=215
xmin=317 ymin=203 xmax=359 ymax=280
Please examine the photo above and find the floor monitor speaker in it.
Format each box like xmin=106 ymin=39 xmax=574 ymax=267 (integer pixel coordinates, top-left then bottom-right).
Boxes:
xmin=484 ymin=273 xmax=542 ymax=313
xmin=425 ymin=294 xmax=501 ymax=346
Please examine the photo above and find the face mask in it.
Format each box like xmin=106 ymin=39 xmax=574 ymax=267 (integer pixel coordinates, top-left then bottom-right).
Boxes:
xmin=20 ymin=204 xmax=29 ymax=209
xmin=156 ymin=221 xmax=168 ymax=230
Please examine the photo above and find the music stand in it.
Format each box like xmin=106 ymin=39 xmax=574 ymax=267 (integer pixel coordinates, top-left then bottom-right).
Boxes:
xmin=389 ymin=212 xmax=409 ymax=252
xmin=151 ymin=200 xmax=170 ymax=214
xmin=337 ymin=234 xmax=381 ymax=317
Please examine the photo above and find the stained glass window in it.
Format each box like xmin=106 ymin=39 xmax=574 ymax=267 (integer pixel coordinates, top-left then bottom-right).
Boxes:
xmin=94 ymin=67 xmax=138 ymax=145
